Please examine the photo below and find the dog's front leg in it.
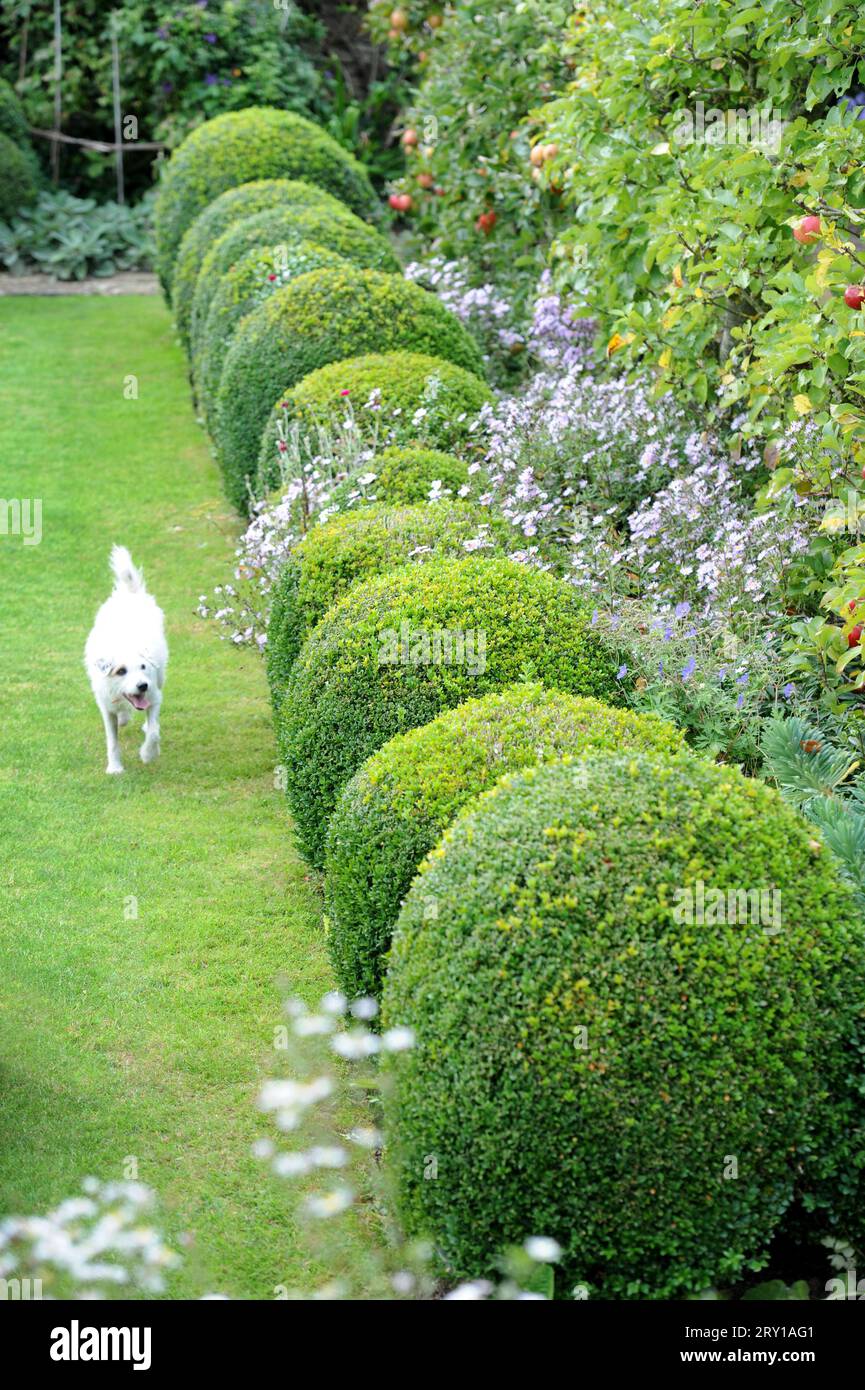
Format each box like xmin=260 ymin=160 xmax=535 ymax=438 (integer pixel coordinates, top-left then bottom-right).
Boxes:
xmin=102 ymin=707 xmax=123 ymax=774
xmin=140 ymin=689 xmax=162 ymax=764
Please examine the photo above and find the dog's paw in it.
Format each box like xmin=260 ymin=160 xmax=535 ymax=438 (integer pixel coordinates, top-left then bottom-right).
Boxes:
xmin=140 ymin=738 xmax=160 ymax=765
xmin=106 ymin=763 xmax=124 ymax=775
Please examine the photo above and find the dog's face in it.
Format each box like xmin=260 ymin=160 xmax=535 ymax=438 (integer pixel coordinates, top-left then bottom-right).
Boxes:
xmin=96 ymin=652 xmax=158 ymax=710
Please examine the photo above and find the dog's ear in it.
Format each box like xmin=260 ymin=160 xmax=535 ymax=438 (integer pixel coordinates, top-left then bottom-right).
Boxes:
xmin=95 ymin=657 xmax=113 ymax=675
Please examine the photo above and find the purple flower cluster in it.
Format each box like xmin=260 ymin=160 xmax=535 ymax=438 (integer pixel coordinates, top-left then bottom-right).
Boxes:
xmin=527 ymin=270 xmax=598 ymax=372
xmin=404 ymin=258 xmax=523 ymax=375
xmin=624 ymin=451 xmax=812 ymax=620
xmin=475 ymin=362 xmax=694 ymax=550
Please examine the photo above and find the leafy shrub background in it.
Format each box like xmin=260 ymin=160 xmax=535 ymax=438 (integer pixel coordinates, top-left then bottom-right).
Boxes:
xmin=383 ymin=752 xmax=864 ymax=1297
xmin=537 ymin=0 xmax=865 ymax=454
xmin=0 ymin=1 xmax=322 ymax=199
xmin=371 ymin=0 xmax=571 ymax=314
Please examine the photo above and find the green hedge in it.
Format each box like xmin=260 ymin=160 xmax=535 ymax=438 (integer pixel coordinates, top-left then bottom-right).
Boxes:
xmin=277 ymin=556 xmax=625 ymax=868
xmin=266 ymin=500 xmax=511 ymax=706
xmin=215 ymin=269 xmax=486 ymax=512
xmin=382 ymin=753 xmax=864 ymax=1298
xmin=256 ymin=351 xmax=492 ymax=496
xmin=189 ymin=205 xmax=398 ymax=362
xmin=0 ymin=132 xmax=38 ymax=222
xmin=325 ymin=684 xmax=686 ymax=1003
xmin=195 ymin=241 xmax=348 ymax=431
xmin=322 ymin=447 xmax=471 ymax=516
xmin=153 ymin=107 xmax=380 ymax=293
xmin=171 ymin=178 xmax=343 ymax=349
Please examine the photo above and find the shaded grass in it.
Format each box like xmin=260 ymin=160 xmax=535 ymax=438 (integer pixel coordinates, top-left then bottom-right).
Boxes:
xmin=0 ymin=297 xmax=372 ymax=1297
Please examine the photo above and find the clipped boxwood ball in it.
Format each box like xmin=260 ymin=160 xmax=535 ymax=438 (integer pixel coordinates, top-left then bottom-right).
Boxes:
xmin=256 ymin=351 xmax=493 ymax=495
xmin=324 ymin=448 xmax=471 ymax=516
xmin=215 ymin=269 xmax=486 ymax=513
xmin=277 ymin=557 xmax=624 ymax=868
xmin=0 ymin=132 xmax=39 ymax=221
xmin=154 ymin=107 xmax=380 ymax=292
xmin=171 ymin=178 xmax=347 ymax=346
xmin=195 ymin=241 xmax=349 ymax=431
xmin=189 ymin=206 xmax=399 ymax=362
xmin=266 ymin=501 xmax=511 ymax=706
xmin=326 ymin=684 xmax=686 ymax=1004
xmin=382 ymin=754 xmax=864 ymax=1298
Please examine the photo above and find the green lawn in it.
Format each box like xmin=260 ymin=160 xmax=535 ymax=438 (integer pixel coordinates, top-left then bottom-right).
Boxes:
xmin=0 ymin=296 xmax=368 ymax=1297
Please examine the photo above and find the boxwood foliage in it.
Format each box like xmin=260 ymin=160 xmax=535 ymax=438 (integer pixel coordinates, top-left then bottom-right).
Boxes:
xmin=195 ymin=240 xmax=348 ymax=431
xmin=153 ymin=107 xmax=380 ymax=293
xmin=382 ymin=753 xmax=864 ymax=1299
xmin=256 ymin=351 xmax=493 ymax=496
xmin=171 ymin=178 xmax=346 ymax=348
xmin=189 ymin=206 xmax=399 ymax=364
xmin=277 ymin=556 xmax=625 ymax=868
xmin=215 ymin=269 xmax=486 ymax=512
xmin=323 ymin=447 xmax=471 ymax=516
xmin=266 ymin=501 xmax=512 ymax=707
xmin=325 ymin=684 xmax=685 ymax=1003
xmin=0 ymin=131 xmax=39 ymax=221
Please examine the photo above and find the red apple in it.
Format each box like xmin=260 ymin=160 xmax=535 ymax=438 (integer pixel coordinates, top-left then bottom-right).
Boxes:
xmin=402 ymin=128 xmax=418 ymax=148
xmin=390 ymin=8 xmax=408 ymax=30
xmin=388 ymin=192 xmax=402 ymax=210
xmin=793 ymin=215 xmax=821 ymax=245
xmin=476 ymin=211 xmax=497 ymax=234
xmin=848 ymin=623 xmax=863 ymax=648
xmin=417 ymin=172 xmax=434 ymax=189
xmin=395 ymin=193 xmax=413 ymax=212
xmin=845 ymin=284 xmax=865 ymax=309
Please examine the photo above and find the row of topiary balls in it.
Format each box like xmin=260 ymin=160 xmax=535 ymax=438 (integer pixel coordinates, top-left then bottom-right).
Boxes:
xmin=152 ymin=105 xmax=492 ymax=514
xmin=154 ymin=106 xmax=865 ymax=1300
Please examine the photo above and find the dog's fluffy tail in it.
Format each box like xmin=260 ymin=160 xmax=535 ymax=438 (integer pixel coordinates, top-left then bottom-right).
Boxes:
xmin=110 ymin=545 xmax=144 ymax=593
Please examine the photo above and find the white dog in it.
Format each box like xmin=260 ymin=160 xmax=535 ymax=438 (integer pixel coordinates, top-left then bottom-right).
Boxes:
xmin=84 ymin=546 xmax=168 ymax=774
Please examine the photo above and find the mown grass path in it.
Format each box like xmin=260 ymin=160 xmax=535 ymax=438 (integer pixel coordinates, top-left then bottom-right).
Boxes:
xmin=0 ymin=297 xmax=353 ymax=1297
